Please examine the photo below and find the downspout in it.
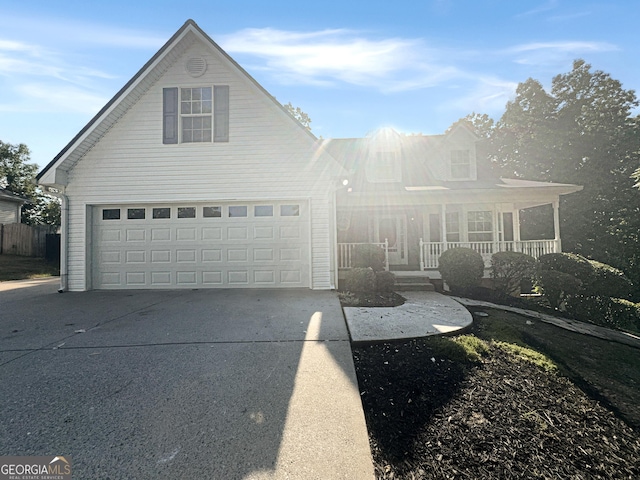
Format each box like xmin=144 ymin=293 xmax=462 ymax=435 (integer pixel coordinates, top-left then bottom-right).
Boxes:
xmin=58 ymin=193 xmax=69 ymax=293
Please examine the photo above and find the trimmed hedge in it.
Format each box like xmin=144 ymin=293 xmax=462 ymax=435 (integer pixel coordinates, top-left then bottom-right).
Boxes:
xmin=536 ymin=252 xmax=635 ymax=308
xmin=491 ymin=251 xmax=536 ymax=296
xmin=375 ymin=271 xmax=396 ymax=293
xmin=438 ymin=247 xmax=485 ymax=293
xmin=565 ymin=295 xmax=640 ymax=334
xmin=352 ymin=244 xmax=386 ymax=272
xmin=345 ymin=267 xmax=376 ymax=293
xmin=584 ymin=260 xmax=634 ymax=299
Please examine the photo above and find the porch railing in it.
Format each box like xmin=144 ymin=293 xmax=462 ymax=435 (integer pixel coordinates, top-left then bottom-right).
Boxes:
xmin=419 ymin=239 xmax=559 ymax=270
xmin=338 ymin=240 xmax=389 ymax=270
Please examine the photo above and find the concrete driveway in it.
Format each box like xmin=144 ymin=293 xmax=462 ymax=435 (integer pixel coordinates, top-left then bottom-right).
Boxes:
xmin=0 ymin=279 xmax=373 ymax=479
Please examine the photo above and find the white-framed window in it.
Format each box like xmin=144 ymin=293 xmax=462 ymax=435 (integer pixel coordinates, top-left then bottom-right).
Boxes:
xmin=445 ymin=212 xmax=460 ymax=242
xmin=163 ymin=85 xmax=229 ymax=144
xmin=181 ymin=87 xmax=212 ymax=143
xmin=450 ymin=149 xmax=471 ymax=179
xmin=467 ymin=211 xmax=493 ymax=242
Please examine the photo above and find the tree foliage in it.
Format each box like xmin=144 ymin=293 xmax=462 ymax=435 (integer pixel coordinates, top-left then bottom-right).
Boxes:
xmin=283 ymin=102 xmax=312 ymax=131
xmin=0 ymin=140 xmax=60 ymax=227
xmin=483 ymin=60 xmax=640 ymax=293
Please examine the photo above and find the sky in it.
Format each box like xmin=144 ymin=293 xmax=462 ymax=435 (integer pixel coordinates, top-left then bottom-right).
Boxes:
xmin=1 ymin=0 xmax=639 ymax=170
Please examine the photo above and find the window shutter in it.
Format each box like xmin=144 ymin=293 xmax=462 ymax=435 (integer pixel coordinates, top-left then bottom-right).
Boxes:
xmin=214 ymin=85 xmax=229 ymax=142
xmin=163 ymin=87 xmax=178 ymax=144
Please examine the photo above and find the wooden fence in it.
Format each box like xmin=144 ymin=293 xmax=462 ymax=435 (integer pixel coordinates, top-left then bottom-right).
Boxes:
xmin=0 ymin=223 xmax=58 ymax=257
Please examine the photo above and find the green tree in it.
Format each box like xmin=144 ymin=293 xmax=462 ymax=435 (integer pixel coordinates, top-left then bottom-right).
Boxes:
xmin=0 ymin=140 xmax=60 ymax=227
xmin=283 ymin=102 xmax=312 ymax=131
xmin=487 ymin=60 xmax=640 ymax=294
xmin=446 ymin=112 xmax=495 ymax=138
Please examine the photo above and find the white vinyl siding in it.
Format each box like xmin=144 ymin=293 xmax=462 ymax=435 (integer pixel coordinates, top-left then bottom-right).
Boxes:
xmin=60 ymin=38 xmax=337 ymax=291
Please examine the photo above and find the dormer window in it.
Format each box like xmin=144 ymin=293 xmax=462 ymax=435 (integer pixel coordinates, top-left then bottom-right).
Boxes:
xmin=369 ymin=151 xmax=401 ymax=182
xmin=450 ymin=150 xmax=471 ymax=179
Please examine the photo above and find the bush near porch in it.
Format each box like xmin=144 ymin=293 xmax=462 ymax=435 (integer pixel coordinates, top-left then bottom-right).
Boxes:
xmin=446 ymin=250 xmax=640 ymax=336
xmin=340 ymin=245 xmax=402 ymax=307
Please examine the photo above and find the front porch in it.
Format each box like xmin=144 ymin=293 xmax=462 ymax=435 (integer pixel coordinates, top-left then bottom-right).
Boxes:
xmin=338 ymin=239 xmax=559 ymax=278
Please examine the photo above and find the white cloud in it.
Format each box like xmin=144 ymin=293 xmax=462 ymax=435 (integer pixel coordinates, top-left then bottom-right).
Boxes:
xmin=0 ymin=83 xmax=107 ymax=114
xmin=220 ymin=28 xmax=451 ymax=91
xmin=507 ymin=41 xmax=618 ymax=66
xmin=449 ymin=76 xmax=519 ymax=115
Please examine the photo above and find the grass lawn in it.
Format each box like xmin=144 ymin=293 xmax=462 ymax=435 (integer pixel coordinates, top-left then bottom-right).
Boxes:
xmin=0 ymin=254 xmax=60 ymax=281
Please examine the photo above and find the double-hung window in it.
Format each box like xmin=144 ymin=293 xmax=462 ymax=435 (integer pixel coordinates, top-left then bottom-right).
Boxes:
xmin=163 ymin=85 xmax=229 ymax=144
xmin=181 ymin=87 xmax=212 ymax=142
xmin=450 ymin=150 xmax=471 ymax=179
xmin=467 ymin=211 xmax=493 ymax=242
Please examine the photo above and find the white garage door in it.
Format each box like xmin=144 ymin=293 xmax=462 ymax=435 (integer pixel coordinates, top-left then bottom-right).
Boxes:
xmin=92 ymin=201 xmax=310 ymax=289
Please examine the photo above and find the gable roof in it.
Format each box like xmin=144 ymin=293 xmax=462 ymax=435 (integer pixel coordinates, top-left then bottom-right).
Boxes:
xmin=37 ymin=19 xmax=317 ymax=184
xmin=0 ymin=187 xmax=28 ymax=204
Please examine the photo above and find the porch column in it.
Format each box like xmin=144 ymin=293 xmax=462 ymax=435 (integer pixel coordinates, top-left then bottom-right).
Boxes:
xmin=440 ymin=204 xmax=447 ymax=246
xmin=514 ymin=208 xmax=521 ymax=242
xmin=553 ymin=199 xmax=561 ymax=252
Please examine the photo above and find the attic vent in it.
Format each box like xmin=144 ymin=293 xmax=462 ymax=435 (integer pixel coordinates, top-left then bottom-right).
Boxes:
xmin=185 ymin=57 xmax=207 ymax=77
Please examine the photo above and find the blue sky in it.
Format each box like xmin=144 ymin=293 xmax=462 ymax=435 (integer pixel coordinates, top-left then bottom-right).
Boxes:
xmin=1 ymin=0 xmax=639 ymax=169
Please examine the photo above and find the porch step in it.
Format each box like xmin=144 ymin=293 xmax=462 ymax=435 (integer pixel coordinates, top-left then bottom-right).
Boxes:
xmin=392 ymin=273 xmax=435 ymax=292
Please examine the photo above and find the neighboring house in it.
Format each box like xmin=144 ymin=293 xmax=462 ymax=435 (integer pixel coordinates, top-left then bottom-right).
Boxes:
xmin=326 ymin=126 xmax=582 ymax=279
xmin=37 ymin=20 xmax=581 ymax=291
xmin=0 ymin=187 xmax=27 ymax=224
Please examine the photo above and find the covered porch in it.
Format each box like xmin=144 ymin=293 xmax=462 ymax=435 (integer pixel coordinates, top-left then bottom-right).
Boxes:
xmin=337 ymin=200 xmax=562 ymax=278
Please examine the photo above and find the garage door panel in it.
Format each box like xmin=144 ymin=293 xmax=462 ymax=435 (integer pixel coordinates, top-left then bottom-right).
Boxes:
xmin=254 ymin=226 xmax=274 ymax=240
xmin=176 ymin=249 xmax=197 ymax=262
xmin=253 ymin=248 xmax=274 ymax=262
xmin=126 ymin=229 xmax=146 ymax=242
xmin=202 ymin=227 xmax=222 ymax=240
xmin=93 ymin=202 xmax=310 ymax=289
xmin=176 ymin=271 xmax=197 ymax=285
xmin=151 ymin=250 xmax=171 ymax=263
xmin=151 ymin=228 xmax=171 ymax=241
xmin=202 ymin=271 xmax=223 ymax=284
xmin=125 ymin=251 xmax=146 ymax=263
xmin=202 ymin=249 xmax=222 ymax=262
xmin=227 ymin=226 xmax=248 ymax=240
xmin=151 ymin=271 xmax=172 ymax=285
xmin=126 ymin=272 xmax=146 ymax=285
xmin=101 ymin=251 xmax=121 ymax=264
xmin=228 ymin=271 xmax=249 ymax=284
xmin=176 ymin=228 xmax=196 ymax=241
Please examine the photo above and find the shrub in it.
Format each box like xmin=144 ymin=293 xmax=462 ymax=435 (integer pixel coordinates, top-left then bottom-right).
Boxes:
xmin=565 ymin=295 xmax=640 ymax=334
xmin=438 ymin=247 xmax=485 ymax=294
xmin=536 ymin=253 xmax=594 ymax=309
xmin=536 ymin=253 xmax=635 ymax=309
xmin=351 ymin=243 xmax=386 ymax=272
xmin=584 ymin=260 xmax=634 ymax=299
xmin=491 ymin=251 xmax=536 ymax=296
xmin=375 ymin=271 xmax=396 ymax=293
xmin=538 ymin=252 xmax=594 ymax=280
xmin=344 ymin=267 xmax=376 ymax=293
xmin=536 ymin=269 xmax=582 ymax=309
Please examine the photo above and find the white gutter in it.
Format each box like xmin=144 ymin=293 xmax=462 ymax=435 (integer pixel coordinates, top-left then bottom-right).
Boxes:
xmin=58 ymin=192 xmax=68 ymax=293
xmin=43 ymin=186 xmax=68 ymax=293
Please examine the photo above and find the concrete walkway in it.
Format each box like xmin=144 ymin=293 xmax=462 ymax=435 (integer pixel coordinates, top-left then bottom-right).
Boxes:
xmin=344 ymin=291 xmax=473 ymax=343
xmin=453 ymin=296 xmax=640 ymax=350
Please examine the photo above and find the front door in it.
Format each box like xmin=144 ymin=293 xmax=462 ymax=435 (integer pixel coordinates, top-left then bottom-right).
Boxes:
xmin=376 ymin=215 xmax=408 ymax=265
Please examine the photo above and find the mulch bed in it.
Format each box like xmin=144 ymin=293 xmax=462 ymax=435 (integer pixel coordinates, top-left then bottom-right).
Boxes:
xmin=353 ymin=339 xmax=640 ymax=479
